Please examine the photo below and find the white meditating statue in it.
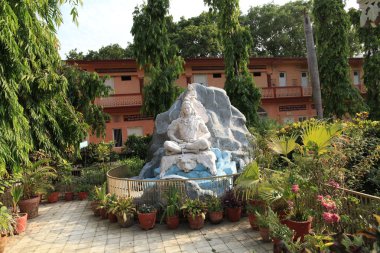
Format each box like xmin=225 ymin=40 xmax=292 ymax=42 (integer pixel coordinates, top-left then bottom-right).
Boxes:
xmin=164 ymin=100 xmax=211 ymax=155
xmin=160 ymin=87 xmax=217 ymax=178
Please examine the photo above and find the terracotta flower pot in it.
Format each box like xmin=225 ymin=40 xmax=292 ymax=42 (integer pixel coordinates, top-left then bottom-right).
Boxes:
xmin=138 ymin=211 xmax=157 ymax=230
xmin=187 ymin=214 xmax=205 ymax=230
xmin=15 ymin=213 xmax=28 ymax=234
xmin=47 ymin=192 xmax=59 ymax=203
xmin=286 ymin=217 xmax=312 ymax=241
xmin=0 ymin=236 xmax=8 ymax=253
xmin=273 ymin=237 xmax=285 ymax=253
xmin=99 ymin=208 xmax=108 ymax=219
xmin=108 ymin=212 xmax=118 ymax=223
xmin=259 ymin=227 xmax=271 ymax=242
xmin=248 ymin=213 xmax=259 ymax=230
xmin=64 ymin=192 xmax=74 ymax=201
xmin=78 ymin=192 xmax=88 ymax=201
xmin=116 ymin=214 xmax=134 ymax=228
xmin=209 ymin=211 xmax=223 ymax=224
xmin=226 ymin=207 xmax=241 ymax=222
xmin=19 ymin=196 xmax=40 ymax=219
xmin=166 ymin=215 xmax=180 ymax=229
xmin=91 ymin=201 xmax=100 ymax=216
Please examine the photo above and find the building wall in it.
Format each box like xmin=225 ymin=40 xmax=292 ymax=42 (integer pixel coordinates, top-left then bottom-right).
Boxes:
xmin=67 ymin=58 xmax=364 ymax=147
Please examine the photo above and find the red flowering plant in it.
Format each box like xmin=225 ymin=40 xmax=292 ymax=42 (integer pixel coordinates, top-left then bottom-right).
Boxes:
xmin=287 ymin=184 xmax=311 ymax=222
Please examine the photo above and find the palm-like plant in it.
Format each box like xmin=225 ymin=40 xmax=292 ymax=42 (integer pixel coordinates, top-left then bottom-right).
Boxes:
xmin=19 ymin=159 xmax=57 ymax=200
xmin=10 ymin=185 xmax=23 ymax=214
xmin=268 ymin=134 xmax=299 ymax=156
xmin=301 ymin=123 xmax=341 ymax=156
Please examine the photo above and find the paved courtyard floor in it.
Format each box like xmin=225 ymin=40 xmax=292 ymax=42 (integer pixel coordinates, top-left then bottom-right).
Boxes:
xmin=6 ymin=200 xmax=273 ymax=253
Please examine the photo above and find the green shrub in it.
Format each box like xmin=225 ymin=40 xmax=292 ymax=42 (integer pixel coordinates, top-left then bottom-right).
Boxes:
xmin=120 ymin=157 xmax=145 ymax=177
xmin=123 ymin=135 xmax=152 ymax=160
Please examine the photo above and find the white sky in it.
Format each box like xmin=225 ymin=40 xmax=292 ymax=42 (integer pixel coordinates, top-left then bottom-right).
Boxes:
xmin=57 ymin=0 xmax=360 ymax=59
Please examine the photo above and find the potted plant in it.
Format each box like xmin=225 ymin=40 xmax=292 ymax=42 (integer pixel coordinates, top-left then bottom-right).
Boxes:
xmin=246 ymin=202 xmax=265 ymax=230
xmin=268 ymin=211 xmax=293 ymax=253
xmin=108 ymin=197 xmax=135 ymax=228
xmin=222 ymin=190 xmax=242 ymax=222
xmin=92 ymin=183 xmax=107 ymax=217
xmin=206 ymin=195 xmax=223 ymax=224
xmin=18 ymin=159 xmax=57 ymax=219
xmin=105 ymin=194 xmax=118 ymax=223
xmin=137 ymin=204 xmax=157 ymax=230
xmin=0 ymin=205 xmax=14 ymax=253
xmin=10 ymin=185 xmax=27 ymax=234
xmin=255 ymin=210 xmax=271 ymax=242
xmin=285 ymin=184 xmax=312 ymax=241
xmin=181 ymin=198 xmax=207 ymax=230
xmin=62 ymin=175 xmax=74 ymax=201
xmin=76 ymin=183 xmax=90 ymax=201
xmin=47 ymin=187 xmax=60 ymax=203
xmin=160 ymin=187 xmax=181 ymax=229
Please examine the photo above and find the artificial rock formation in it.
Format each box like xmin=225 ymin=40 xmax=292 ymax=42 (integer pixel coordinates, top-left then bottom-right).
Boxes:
xmin=139 ymin=83 xmax=254 ymax=179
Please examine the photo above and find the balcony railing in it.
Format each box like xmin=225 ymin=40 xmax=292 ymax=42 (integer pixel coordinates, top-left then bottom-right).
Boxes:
xmin=94 ymin=94 xmax=142 ymax=108
xmin=261 ymin=86 xmax=312 ymax=99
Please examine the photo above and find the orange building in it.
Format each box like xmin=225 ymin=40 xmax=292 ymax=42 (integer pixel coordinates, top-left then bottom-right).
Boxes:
xmin=67 ymin=57 xmax=365 ymax=149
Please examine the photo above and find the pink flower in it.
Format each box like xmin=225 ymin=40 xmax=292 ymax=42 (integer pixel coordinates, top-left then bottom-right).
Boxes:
xmin=329 ymin=180 xmax=340 ymax=189
xmin=317 ymin=195 xmax=323 ymax=201
xmin=322 ymin=212 xmax=333 ymax=223
xmin=331 ymin=213 xmax=340 ymax=223
xmin=291 ymin=184 xmax=299 ymax=193
xmin=322 ymin=199 xmax=337 ymax=211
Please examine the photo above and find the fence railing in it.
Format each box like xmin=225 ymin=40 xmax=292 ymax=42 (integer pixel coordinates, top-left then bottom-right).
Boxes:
xmin=94 ymin=94 xmax=142 ymax=108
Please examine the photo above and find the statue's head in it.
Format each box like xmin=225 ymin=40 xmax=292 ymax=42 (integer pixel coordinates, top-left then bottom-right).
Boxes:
xmin=180 ymin=99 xmax=195 ymax=118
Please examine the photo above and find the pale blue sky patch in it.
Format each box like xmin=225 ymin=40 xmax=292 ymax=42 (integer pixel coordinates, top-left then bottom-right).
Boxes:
xmin=57 ymin=0 xmax=359 ymax=59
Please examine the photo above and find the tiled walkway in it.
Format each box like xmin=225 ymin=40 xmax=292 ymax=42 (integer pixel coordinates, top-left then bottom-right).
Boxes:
xmin=6 ymin=201 xmax=272 ymax=253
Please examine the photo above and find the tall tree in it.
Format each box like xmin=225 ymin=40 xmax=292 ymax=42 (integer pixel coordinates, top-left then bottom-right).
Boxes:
xmin=131 ymin=0 xmax=184 ymax=118
xmin=169 ymin=12 xmax=222 ymax=58
xmin=313 ymin=0 xmax=365 ymax=117
xmin=63 ymin=65 xmax=111 ymax=137
xmin=205 ymin=0 xmax=261 ymax=126
xmin=350 ymin=9 xmax=380 ymax=120
xmin=66 ymin=43 xmax=134 ymax=60
xmin=243 ymin=1 xmax=310 ymax=57
xmin=0 ymin=0 xmax=85 ymax=172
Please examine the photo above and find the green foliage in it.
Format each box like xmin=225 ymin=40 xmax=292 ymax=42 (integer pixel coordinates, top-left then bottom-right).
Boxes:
xmin=132 ymin=0 xmax=184 ymax=118
xmin=120 ymin=157 xmax=145 ymax=178
xmin=109 ymin=197 xmax=136 ymax=222
xmin=66 ymin=43 xmax=135 ymax=60
xmin=0 ymin=206 xmax=14 ymax=236
xmin=181 ymin=198 xmax=207 ymax=220
xmin=81 ymin=164 xmax=109 ymax=186
xmin=80 ymin=142 xmax=116 ymax=165
xmin=205 ymin=0 xmax=261 ymax=126
xmin=268 ymin=134 xmax=299 ymax=156
xmin=206 ymin=195 xmax=223 ymax=212
xmin=63 ymin=65 xmax=111 ymax=137
xmin=313 ymin=0 xmax=366 ymax=117
xmin=93 ymin=182 xmax=107 ymax=203
xmin=0 ymin=0 xmax=86 ymax=170
xmin=17 ymin=159 xmax=57 ymax=200
xmin=123 ymin=135 xmax=152 ymax=160
xmin=10 ymin=185 xmax=23 ymax=214
xmin=242 ymin=1 xmax=310 ymax=57
xmin=138 ymin=204 xmax=156 ymax=214
xmin=160 ymin=187 xmax=181 ymax=223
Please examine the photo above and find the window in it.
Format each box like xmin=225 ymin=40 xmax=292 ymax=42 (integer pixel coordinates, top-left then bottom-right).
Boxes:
xmin=104 ymin=78 xmax=115 ymax=94
xmin=113 ymin=129 xmax=123 ymax=147
xmin=301 ymin=72 xmax=308 ymax=87
xmin=279 ymin=104 xmax=307 ymax=111
xmin=121 ymin=75 xmax=132 ymax=81
xmin=193 ymin=74 xmax=208 ymax=86
xmin=299 ymin=116 xmax=308 ymax=122
xmin=212 ymin=73 xmax=222 ymax=78
xmin=127 ymin=127 xmax=143 ymax=137
xmin=253 ymin=72 xmax=261 ymax=77
xmin=353 ymin=71 xmax=360 ymax=85
xmin=279 ymin=72 xmax=286 ymax=86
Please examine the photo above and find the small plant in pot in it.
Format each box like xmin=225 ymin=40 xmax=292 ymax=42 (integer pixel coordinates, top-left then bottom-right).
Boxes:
xmin=246 ymin=202 xmax=265 ymax=230
xmin=160 ymin=187 xmax=181 ymax=229
xmin=92 ymin=183 xmax=107 ymax=217
xmin=108 ymin=197 xmax=135 ymax=228
xmin=0 ymin=205 xmax=15 ymax=253
xmin=62 ymin=175 xmax=74 ymax=201
xmin=74 ymin=177 xmax=90 ymax=201
xmin=47 ymin=187 xmax=60 ymax=203
xmin=206 ymin=195 xmax=223 ymax=224
xmin=137 ymin=204 xmax=157 ymax=230
xmin=10 ymin=185 xmax=28 ymax=234
xmin=18 ymin=159 xmax=57 ymax=219
xmin=105 ymin=194 xmax=118 ymax=223
xmin=181 ymin=198 xmax=207 ymax=230
xmin=222 ymin=190 xmax=242 ymax=222
xmin=268 ymin=211 xmax=293 ymax=253
xmin=255 ymin=210 xmax=271 ymax=242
